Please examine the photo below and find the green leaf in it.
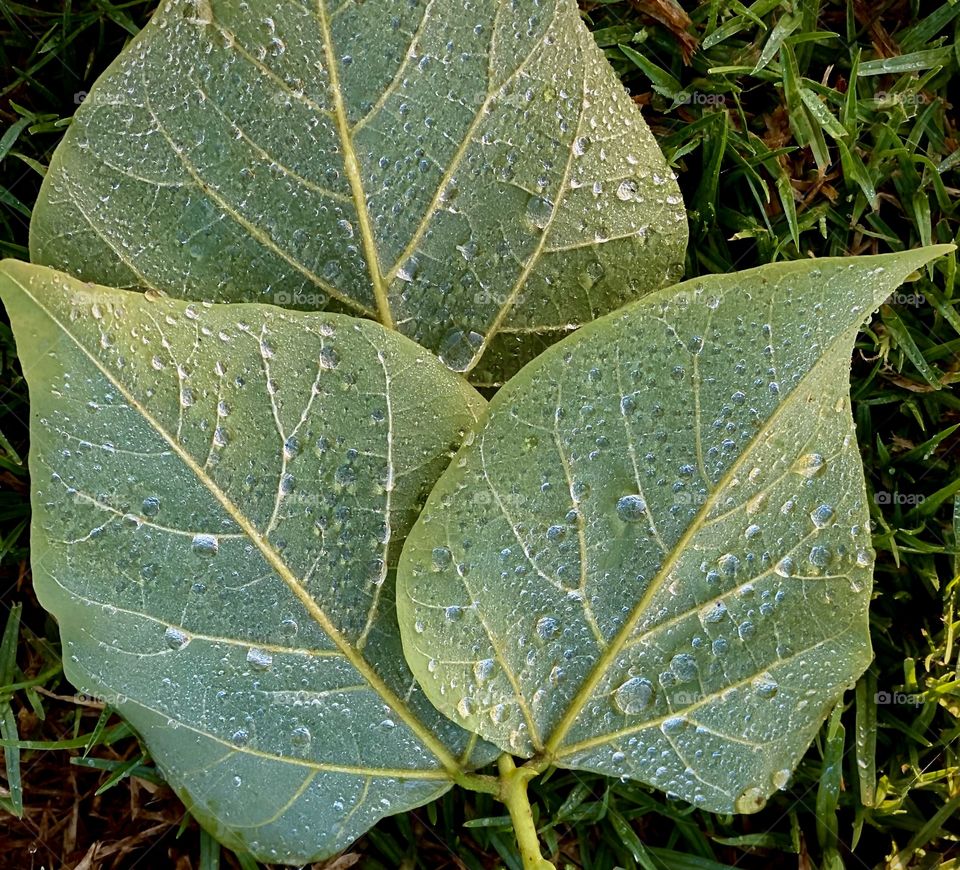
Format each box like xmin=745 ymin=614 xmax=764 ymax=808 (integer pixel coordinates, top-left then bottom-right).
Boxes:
xmin=28 ymin=0 xmax=687 ymax=384
xmin=0 ymin=259 xmax=497 ymax=863
xmin=397 ymin=246 xmax=953 ymax=814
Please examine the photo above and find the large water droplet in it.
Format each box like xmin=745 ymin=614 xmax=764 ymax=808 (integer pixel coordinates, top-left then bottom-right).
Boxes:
xmin=616 ymin=494 xmax=648 ymax=521
xmin=670 ymin=653 xmax=698 ymax=682
xmin=810 ymin=504 xmax=835 ymax=528
xmin=772 ymin=768 xmax=791 ymax=790
xmin=793 ymin=453 xmax=826 ymax=478
xmin=474 ymin=659 xmax=494 ymax=684
xmin=431 ymin=546 xmax=452 ymax=571
xmin=246 ymin=647 xmax=273 ymax=670
xmin=535 ymin=615 xmax=560 ymax=640
xmin=612 ymin=676 xmax=654 ymax=714
xmin=525 ymin=195 xmax=553 ymax=230
xmin=752 ymin=673 xmax=779 ymax=698
xmin=291 ymin=726 xmax=312 ymax=747
xmin=734 ymin=786 xmax=767 ymax=813
xmin=774 ymin=556 xmax=795 ymax=577
xmin=616 ymin=179 xmax=639 ymax=201
xmin=164 ymin=626 xmax=188 ymax=650
xmin=191 ymin=533 xmax=219 ymax=557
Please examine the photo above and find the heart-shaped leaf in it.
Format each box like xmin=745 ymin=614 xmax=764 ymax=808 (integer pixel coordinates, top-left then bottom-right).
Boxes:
xmin=0 ymin=259 xmax=497 ymax=863
xmin=397 ymin=247 xmax=951 ymax=813
xmin=29 ymin=0 xmax=686 ymax=384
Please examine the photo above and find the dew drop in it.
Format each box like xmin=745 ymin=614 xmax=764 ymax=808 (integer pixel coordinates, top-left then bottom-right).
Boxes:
xmin=291 ymin=726 xmax=312 ymax=747
xmin=700 ymin=601 xmax=727 ymax=623
xmin=616 ymin=179 xmax=639 ymax=201
xmin=793 ymin=453 xmax=826 ymax=478
xmin=474 ymin=658 xmax=494 ymax=684
xmin=191 ymin=533 xmax=219 ymax=557
xmin=164 ymin=626 xmax=188 ymax=650
xmin=525 ymin=195 xmax=553 ymax=230
xmin=718 ymin=553 xmax=740 ymax=575
xmin=661 ymin=716 xmax=687 ymax=734
xmin=612 ymin=676 xmax=654 ymax=715
xmin=752 ymin=673 xmax=779 ymax=698
xmin=246 ymin=647 xmax=273 ymax=670
xmin=774 ymin=556 xmax=795 ymax=577
xmin=810 ymin=504 xmax=835 ymax=528
xmin=670 ymin=653 xmax=698 ymax=682
xmin=616 ymin=494 xmax=648 ymax=521
xmin=535 ymin=616 xmax=560 ymax=640
xmin=431 ymin=546 xmax=453 ymax=571
xmin=734 ymin=786 xmax=767 ymax=813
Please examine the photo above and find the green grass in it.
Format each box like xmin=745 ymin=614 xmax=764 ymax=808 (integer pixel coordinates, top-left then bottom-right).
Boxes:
xmin=1 ymin=0 xmax=959 ymax=867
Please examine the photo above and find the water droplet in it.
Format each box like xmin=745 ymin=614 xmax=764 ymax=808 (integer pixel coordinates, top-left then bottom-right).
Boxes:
xmin=319 ymin=346 xmax=339 ymax=370
xmin=616 ymin=179 xmax=639 ymax=201
xmin=141 ymin=496 xmax=160 ymax=517
xmin=661 ymin=716 xmax=687 ymax=734
xmin=670 ymin=653 xmax=698 ymax=682
xmin=191 ymin=533 xmax=219 ymax=557
xmin=291 ymin=726 xmax=311 ymax=747
xmin=616 ymin=494 xmax=648 ymax=521
xmin=774 ymin=556 xmax=795 ymax=577
xmin=335 ymin=464 xmax=357 ymax=487
xmin=734 ymin=786 xmax=767 ymax=813
xmin=525 ymin=195 xmax=553 ymax=230
xmin=444 ymin=605 xmax=464 ymax=622
xmin=718 ymin=553 xmax=740 ymax=575
xmin=246 ymin=648 xmax=273 ymax=670
xmin=535 ymin=616 xmax=560 ymax=640
xmin=700 ymin=601 xmax=727 ymax=623
xmin=612 ymin=676 xmax=654 ymax=714
xmin=474 ymin=659 xmax=494 ymax=684
xmin=810 ymin=504 xmax=834 ymax=528
xmin=431 ymin=546 xmax=452 ymax=571
xmin=164 ymin=627 xmax=188 ymax=650
xmin=793 ymin=453 xmax=826 ymax=478
xmin=752 ymin=673 xmax=778 ymax=698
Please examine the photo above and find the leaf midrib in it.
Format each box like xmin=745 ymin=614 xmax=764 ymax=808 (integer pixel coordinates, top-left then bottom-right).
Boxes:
xmin=10 ymin=273 xmax=462 ymax=778
xmin=315 ymin=0 xmax=394 ymax=329
xmin=540 ymin=302 xmax=854 ymax=759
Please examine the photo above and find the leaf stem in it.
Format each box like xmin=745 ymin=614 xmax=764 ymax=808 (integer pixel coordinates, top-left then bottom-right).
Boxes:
xmin=497 ymin=754 xmax=555 ymax=870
